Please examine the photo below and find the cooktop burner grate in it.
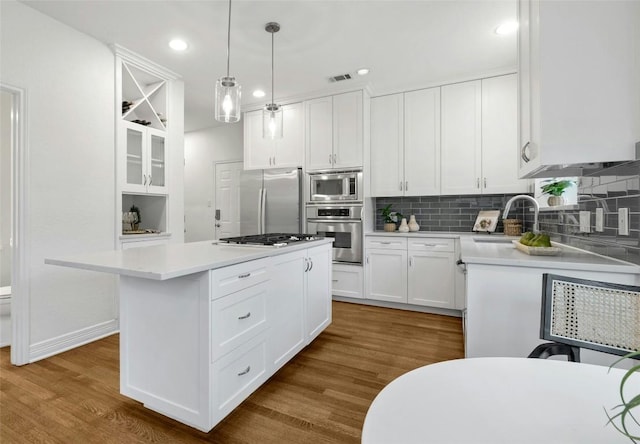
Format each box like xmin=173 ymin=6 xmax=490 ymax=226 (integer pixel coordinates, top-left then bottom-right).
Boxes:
xmin=218 ymin=233 xmax=319 ymax=246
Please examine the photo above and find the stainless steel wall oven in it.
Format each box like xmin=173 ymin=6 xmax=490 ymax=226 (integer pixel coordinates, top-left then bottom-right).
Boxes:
xmin=306 ymin=205 xmax=362 ymax=264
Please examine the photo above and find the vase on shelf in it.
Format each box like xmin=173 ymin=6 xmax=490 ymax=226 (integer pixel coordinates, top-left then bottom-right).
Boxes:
xmin=384 ymin=222 xmax=396 ymax=232
xmin=547 ymin=195 xmax=565 ymax=206
xmin=398 ymin=218 xmax=409 ymax=233
xmin=408 ymin=215 xmax=420 ymax=232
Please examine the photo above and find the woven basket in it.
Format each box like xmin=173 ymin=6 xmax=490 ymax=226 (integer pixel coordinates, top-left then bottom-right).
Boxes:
xmin=503 ymin=219 xmax=522 ymax=236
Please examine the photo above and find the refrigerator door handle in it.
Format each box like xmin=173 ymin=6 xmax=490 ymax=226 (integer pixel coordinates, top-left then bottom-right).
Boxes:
xmin=261 ymin=188 xmax=267 ymax=235
xmin=257 ymin=188 xmax=263 ymax=234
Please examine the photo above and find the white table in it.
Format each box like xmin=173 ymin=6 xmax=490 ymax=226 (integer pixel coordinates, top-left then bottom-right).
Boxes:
xmin=362 ymin=357 xmax=639 ymax=444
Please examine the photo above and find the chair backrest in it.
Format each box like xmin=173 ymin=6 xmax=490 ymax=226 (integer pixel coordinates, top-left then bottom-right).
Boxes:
xmin=540 ymin=274 xmax=640 ymax=357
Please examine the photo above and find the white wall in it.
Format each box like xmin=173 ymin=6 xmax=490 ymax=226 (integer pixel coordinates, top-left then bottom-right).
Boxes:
xmin=184 ymin=123 xmax=243 ymax=242
xmin=1 ymin=1 xmax=117 ymax=359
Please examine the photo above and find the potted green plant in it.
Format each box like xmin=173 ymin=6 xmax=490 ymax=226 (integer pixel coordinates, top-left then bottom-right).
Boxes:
xmin=607 ymin=351 xmax=640 ymax=442
xmin=540 ymin=179 xmax=574 ymax=206
xmin=380 ymin=204 xmax=403 ymax=232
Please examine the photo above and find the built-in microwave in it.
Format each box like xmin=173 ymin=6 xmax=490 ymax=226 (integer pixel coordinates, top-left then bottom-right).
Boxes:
xmin=308 ymin=170 xmax=363 ymax=202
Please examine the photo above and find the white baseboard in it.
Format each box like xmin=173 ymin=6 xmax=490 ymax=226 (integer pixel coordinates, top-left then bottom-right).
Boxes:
xmin=29 ymin=319 xmax=119 ymax=363
xmin=332 ymin=295 xmax=462 ymax=318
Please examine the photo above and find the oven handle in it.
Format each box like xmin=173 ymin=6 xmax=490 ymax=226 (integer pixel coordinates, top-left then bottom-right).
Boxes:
xmin=307 ymin=218 xmax=362 ymax=223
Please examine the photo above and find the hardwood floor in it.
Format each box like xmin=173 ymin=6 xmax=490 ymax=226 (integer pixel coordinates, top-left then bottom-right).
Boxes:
xmin=0 ymin=301 xmax=464 ymax=443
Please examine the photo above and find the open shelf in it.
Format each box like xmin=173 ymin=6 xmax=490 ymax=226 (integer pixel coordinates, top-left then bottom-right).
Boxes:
xmin=122 ymin=193 xmax=167 ymax=234
xmin=122 ymin=62 xmax=167 ymax=130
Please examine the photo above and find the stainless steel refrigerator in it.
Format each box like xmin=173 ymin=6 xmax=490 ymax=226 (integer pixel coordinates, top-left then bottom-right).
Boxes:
xmin=239 ymin=168 xmax=303 ymax=235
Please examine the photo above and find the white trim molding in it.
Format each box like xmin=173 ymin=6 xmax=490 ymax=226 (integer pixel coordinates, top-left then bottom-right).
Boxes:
xmin=29 ymin=319 xmax=118 ymax=363
xmin=1 ymin=83 xmax=30 ymax=366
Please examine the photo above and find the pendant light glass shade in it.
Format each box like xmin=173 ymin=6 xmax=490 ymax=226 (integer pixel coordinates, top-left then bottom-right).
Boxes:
xmin=263 ymin=103 xmax=283 ymax=139
xmin=215 ymin=76 xmax=241 ymax=123
xmin=214 ymin=0 xmax=241 ymax=123
xmin=263 ymin=22 xmax=282 ymax=139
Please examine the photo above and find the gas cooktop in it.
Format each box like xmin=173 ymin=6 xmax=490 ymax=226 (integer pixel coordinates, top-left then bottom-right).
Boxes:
xmin=218 ymin=233 xmax=320 ymax=247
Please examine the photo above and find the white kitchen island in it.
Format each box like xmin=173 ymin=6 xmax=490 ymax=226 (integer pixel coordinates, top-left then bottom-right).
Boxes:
xmin=46 ymin=239 xmax=333 ymax=432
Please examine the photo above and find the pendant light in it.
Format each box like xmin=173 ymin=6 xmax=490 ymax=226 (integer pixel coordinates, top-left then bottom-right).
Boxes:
xmin=215 ymin=0 xmax=241 ymax=123
xmin=263 ymin=22 xmax=283 ymax=139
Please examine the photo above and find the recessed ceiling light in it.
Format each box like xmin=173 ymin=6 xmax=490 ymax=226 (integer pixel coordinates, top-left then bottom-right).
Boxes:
xmin=495 ymin=21 xmax=518 ymax=35
xmin=169 ymin=39 xmax=188 ymax=51
xmin=253 ymin=89 xmax=266 ymax=98
xmin=357 ymin=68 xmax=370 ymax=76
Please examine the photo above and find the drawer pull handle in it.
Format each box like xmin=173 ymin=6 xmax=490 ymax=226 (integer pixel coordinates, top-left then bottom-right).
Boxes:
xmin=238 ymin=312 xmax=251 ymax=320
xmin=332 ymin=279 xmax=339 ymax=282
xmin=380 ymin=241 xmax=391 ymax=245
xmin=238 ymin=273 xmax=251 ymax=279
xmin=237 ymin=366 xmax=251 ymax=376
xmin=419 ymin=244 xmax=438 ymax=247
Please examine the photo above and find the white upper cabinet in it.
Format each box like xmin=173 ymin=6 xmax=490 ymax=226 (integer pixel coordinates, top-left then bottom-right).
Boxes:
xmin=370 ymin=88 xmax=440 ymax=197
xmin=244 ymin=102 xmax=303 ymax=170
xmin=481 ymin=75 xmax=528 ymax=194
xmin=518 ymin=0 xmax=640 ymax=178
xmin=404 ymin=88 xmax=441 ymax=196
xmin=441 ymin=80 xmax=482 ymax=195
xmin=305 ymin=91 xmax=363 ymax=171
xmin=122 ymin=122 xmax=167 ymax=194
xmin=370 ymin=94 xmax=404 ymax=196
xmin=441 ymin=75 xmax=528 ymax=195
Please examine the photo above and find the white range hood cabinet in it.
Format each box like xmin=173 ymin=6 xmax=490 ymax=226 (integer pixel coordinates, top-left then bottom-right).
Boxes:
xmin=517 ymin=0 xmax=640 ymax=179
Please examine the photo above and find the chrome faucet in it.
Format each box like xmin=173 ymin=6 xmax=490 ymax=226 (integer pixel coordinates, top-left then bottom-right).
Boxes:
xmin=503 ymin=195 xmax=539 ymax=233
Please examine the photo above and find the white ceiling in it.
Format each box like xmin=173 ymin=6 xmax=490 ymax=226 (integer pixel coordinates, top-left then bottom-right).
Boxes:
xmin=22 ymin=0 xmax=517 ymax=133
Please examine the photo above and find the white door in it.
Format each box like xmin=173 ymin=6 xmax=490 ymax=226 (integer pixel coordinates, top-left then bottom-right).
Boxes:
xmin=214 ymin=162 xmax=243 ymax=240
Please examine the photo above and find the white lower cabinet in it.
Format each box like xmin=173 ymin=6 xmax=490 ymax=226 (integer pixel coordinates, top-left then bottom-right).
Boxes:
xmin=332 ymin=263 xmax=364 ymax=298
xmin=269 ymin=249 xmax=306 ymax=370
xmin=119 ymin=243 xmax=332 ymax=433
xmin=306 ymin=245 xmax=332 ymax=341
xmin=366 ymin=236 xmax=408 ymax=303
xmin=365 ymin=236 xmax=456 ymax=309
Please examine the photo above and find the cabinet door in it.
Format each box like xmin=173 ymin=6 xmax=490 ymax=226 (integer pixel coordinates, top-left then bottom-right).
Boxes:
xmin=441 ymin=81 xmax=482 ymax=195
xmin=243 ymin=109 xmax=274 ymax=170
xmin=404 ymin=87 xmax=441 ymax=196
xmin=274 ymin=103 xmax=303 ymax=168
xmin=146 ymin=127 xmax=167 ymax=193
xmin=305 ymin=97 xmax=333 ymax=171
xmin=481 ymin=75 xmax=529 ymax=194
xmin=365 ymin=248 xmax=407 ymax=303
xmin=333 ymin=91 xmax=363 ymax=169
xmin=332 ymin=263 xmax=363 ymax=299
xmin=370 ymin=94 xmax=404 ymax=197
xmin=269 ymin=249 xmax=306 ymax=371
xmin=123 ymin=122 xmax=147 ymax=193
xmin=306 ymin=245 xmax=332 ymax=341
xmin=408 ymin=251 xmax=455 ymax=308
xmin=517 ymin=0 xmax=539 ymax=177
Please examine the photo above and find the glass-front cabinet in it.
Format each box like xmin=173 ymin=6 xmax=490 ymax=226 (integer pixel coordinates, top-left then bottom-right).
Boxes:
xmin=122 ymin=121 xmax=167 ymax=194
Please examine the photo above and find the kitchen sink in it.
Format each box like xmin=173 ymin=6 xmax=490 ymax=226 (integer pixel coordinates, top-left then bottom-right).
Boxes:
xmin=472 ymin=236 xmax=515 ymax=244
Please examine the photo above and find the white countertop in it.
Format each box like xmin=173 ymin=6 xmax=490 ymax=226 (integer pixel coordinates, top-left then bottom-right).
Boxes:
xmin=45 ymin=239 xmax=333 ymax=281
xmin=366 ymin=231 xmax=640 ymax=273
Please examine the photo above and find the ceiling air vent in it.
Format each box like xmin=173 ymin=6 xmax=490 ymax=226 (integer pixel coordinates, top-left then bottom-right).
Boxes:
xmin=329 ymin=73 xmax=352 ymax=82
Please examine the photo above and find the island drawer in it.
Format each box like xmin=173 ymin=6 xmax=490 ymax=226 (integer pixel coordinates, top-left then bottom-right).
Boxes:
xmin=210 ymin=258 xmax=269 ymax=300
xmin=211 ymin=282 xmax=268 ymax=361
xmin=408 ymin=238 xmax=455 ymax=252
xmin=366 ymin=236 xmax=407 ymax=250
xmin=212 ymin=334 xmax=268 ymax=421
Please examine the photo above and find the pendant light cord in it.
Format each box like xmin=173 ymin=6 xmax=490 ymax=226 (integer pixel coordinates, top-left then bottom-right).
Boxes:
xmin=271 ymin=30 xmax=275 ymax=106
xmin=226 ymin=0 xmax=232 ymax=77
